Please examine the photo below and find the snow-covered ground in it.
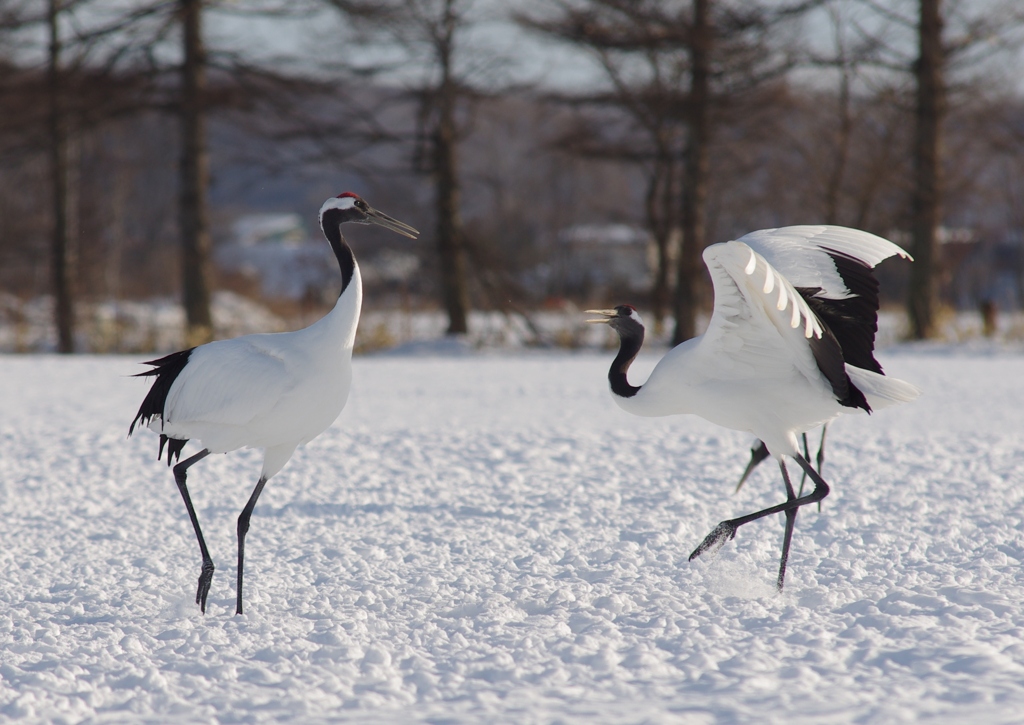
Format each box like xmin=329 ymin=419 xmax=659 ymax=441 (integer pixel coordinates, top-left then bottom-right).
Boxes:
xmin=1 ymin=346 xmax=1023 ymax=723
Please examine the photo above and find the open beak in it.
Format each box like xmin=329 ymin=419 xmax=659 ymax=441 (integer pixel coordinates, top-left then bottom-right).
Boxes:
xmin=585 ymin=309 xmax=617 ymax=324
xmin=366 ymin=206 xmax=419 ymax=239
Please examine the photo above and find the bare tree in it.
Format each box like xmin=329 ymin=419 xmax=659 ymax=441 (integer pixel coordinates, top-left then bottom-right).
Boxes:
xmin=2 ymin=0 xmax=345 ymax=349
xmin=86 ymin=0 xmax=329 ymax=346
xmin=673 ymin=0 xmax=711 ymax=344
xmin=842 ymin=0 xmax=1024 ymax=337
xmin=819 ymin=3 xmax=856 ymax=225
xmin=47 ymin=0 xmax=78 ymax=352
xmin=0 ymin=0 xmax=85 ymax=351
xmin=523 ymin=0 xmax=796 ymax=343
xmin=0 ymin=0 xmax=215 ymax=348
xmin=324 ymin=0 xmax=485 ymax=335
xmin=172 ymin=1 xmax=340 ymax=344
xmin=906 ymin=0 xmax=945 ymax=339
xmin=178 ymin=0 xmax=213 ymax=346
xmin=425 ymin=0 xmax=471 ymax=334
xmin=521 ymin=3 xmax=688 ymax=331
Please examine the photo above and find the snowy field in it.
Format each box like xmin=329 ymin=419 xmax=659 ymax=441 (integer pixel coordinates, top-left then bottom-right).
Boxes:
xmin=1 ymin=345 xmax=1023 ymax=724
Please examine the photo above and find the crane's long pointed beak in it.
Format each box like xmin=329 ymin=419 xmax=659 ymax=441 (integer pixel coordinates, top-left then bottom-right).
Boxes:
xmin=585 ymin=309 xmax=617 ymax=324
xmin=367 ymin=207 xmax=419 ymax=239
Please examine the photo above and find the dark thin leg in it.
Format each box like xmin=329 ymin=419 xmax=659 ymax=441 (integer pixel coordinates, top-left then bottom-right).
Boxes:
xmin=172 ymin=449 xmax=213 ymax=613
xmin=777 ymin=460 xmax=798 ymax=591
xmin=816 ymin=425 xmax=827 ymax=475
xmin=799 ymin=425 xmax=828 ymax=507
xmin=796 ymin=433 xmax=811 ymax=496
xmin=689 ymin=453 xmax=830 ymax=573
xmin=814 ymin=425 xmax=827 ymax=511
xmin=736 ymin=440 xmax=771 ymax=493
xmin=236 ymin=476 xmax=268 ymax=615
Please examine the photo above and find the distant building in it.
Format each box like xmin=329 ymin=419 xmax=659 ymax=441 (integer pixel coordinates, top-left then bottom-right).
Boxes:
xmin=215 ymin=213 xmax=335 ymax=301
xmin=945 ymin=230 xmax=1022 ymax=312
xmin=216 ymin=213 xmax=420 ymax=302
xmin=232 ymin=213 xmax=307 ymax=247
xmin=557 ymin=223 xmax=655 ymax=298
xmin=890 ymin=226 xmax=1023 ymax=311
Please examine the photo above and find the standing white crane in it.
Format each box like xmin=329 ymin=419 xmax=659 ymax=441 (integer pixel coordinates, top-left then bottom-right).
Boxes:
xmin=129 ymin=193 xmax=417 ymax=615
xmin=588 ymin=225 xmax=919 ymax=590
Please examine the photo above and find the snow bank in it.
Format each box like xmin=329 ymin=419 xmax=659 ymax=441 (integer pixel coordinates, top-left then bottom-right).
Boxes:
xmin=0 ymin=292 xmax=286 ymax=354
xmin=4 ymin=290 xmax=1023 ymax=355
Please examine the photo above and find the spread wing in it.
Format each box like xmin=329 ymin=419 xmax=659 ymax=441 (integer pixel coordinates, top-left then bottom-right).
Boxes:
xmin=735 ymin=225 xmax=911 ymax=375
xmin=734 ymin=225 xmax=910 ymax=297
xmin=687 ymin=240 xmax=830 ymax=395
xmin=690 ymin=226 xmax=910 ymax=410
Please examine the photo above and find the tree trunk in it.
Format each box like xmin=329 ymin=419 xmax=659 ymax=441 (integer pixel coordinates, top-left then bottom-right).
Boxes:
xmin=48 ymin=0 xmax=76 ymax=353
xmin=824 ymin=64 xmax=852 ymax=225
xmin=432 ymin=0 xmax=470 ymax=336
xmin=673 ymin=0 xmax=711 ymax=345
xmin=179 ymin=0 xmax=214 ymax=347
xmin=647 ymin=151 xmax=677 ymax=334
xmin=907 ymin=0 xmax=945 ymax=340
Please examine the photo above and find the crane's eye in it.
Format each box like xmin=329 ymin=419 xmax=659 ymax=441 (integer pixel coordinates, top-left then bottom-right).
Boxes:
xmin=356 ymin=200 xmax=367 ymax=210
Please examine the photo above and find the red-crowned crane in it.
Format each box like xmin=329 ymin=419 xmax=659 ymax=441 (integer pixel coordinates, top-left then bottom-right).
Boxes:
xmin=129 ymin=193 xmax=417 ymax=614
xmin=589 ymin=225 xmax=919 ymax=590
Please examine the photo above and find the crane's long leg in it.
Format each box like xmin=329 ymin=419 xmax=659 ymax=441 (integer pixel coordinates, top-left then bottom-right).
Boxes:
xmin=816 ymin=425 xmax=827 ymax=475
xmin=796 ymin=425 xmax=828 ymax=504
xmin=796 ymin=433 xmax=811 ymax=493
xmin=689 ymin=454 xmax=830 ymax=585
xmin=236 ymin=476 xmax=268 ymax=615
xmin=171 ymin=449 xmax=213 ymax=613
xmin=777 ymin=460 xmax=798 ymax=591
xmin=736 ymin=440 xmax=771 ymax=493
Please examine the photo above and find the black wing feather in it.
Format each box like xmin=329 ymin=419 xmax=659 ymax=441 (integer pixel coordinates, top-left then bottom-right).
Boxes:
xmin=804 ymin=319 xmax=870 ymax=412
xmin=129 ymin=348 xmax=194 ymax=465
xmin=811 ymin=251 xmax=884 ymax=373
xmin=795 ymin=250 xmax=886 ymax=413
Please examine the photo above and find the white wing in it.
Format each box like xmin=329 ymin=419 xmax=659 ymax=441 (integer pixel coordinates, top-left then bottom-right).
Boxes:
xmin=163 ymin=335 xmax=297 ymax=430
xmin=691 ymin=240 xmax=826 ymax=386
xmin=735 ymin=225 xmax=910 ymax=300
xmin=630 ymin=227 xmax=912 ymax=449
xmin=631 ymin=239 xmax=840 ymax=444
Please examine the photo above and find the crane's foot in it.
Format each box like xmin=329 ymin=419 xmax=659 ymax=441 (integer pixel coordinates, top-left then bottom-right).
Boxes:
xmin=196 ymin=560 xmax=215 ymax=614
xmin=689 ymin=521 xmax=738 ymax=561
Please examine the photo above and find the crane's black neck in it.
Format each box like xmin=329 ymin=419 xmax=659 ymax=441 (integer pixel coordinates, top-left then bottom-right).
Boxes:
xmin=609 ymin=324 xmax=643 ymax=398
xmin=320 ymin=208 xmax=357 ymax=296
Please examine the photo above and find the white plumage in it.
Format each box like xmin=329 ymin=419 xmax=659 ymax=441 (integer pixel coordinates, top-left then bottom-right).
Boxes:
xmin=129 ymin=193 xmax=417 ymax=614
xmin=156 ymin=296 xmax=360 ymax=479
xmin=589 ymin=225 xmax=919 ymax=589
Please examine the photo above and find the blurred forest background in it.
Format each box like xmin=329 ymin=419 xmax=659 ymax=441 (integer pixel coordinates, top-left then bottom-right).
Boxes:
xmin=1 ymin=0 xmax=1023 ymax=353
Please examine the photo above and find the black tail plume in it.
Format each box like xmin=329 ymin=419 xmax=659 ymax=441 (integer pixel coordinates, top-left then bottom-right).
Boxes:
xmin=129 ymin=348 xmax=194 ymax=465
